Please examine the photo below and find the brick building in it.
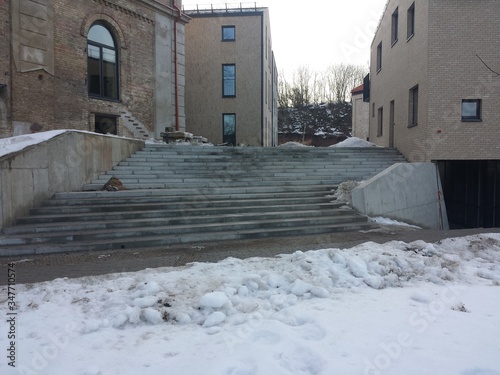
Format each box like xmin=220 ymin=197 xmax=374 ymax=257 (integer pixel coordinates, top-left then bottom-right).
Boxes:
xmin=368 ymin=0 xmax=500 ymax=228
xmin=0 ymin=0 xmax=189 ymax=139
xmin=184 ymin=5 xmax=278 ymax=146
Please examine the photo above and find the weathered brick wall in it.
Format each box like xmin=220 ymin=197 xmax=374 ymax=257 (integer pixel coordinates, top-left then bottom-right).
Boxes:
xmin=0 ymin=0 xmax=11 ymax=137
xmin=7 ymin=0 xmax=169 ymax=137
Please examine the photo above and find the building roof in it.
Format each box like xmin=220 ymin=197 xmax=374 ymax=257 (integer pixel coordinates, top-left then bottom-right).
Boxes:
xmin=351 ymin=84 xmax=364 ymax=95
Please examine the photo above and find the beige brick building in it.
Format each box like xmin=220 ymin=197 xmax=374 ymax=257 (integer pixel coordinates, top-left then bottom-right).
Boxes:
xmin=368 ymin=0 xmax=500 ymax=227
xmin=0 ymin=0 xmax=189 ymax=139
xmin=184 ymin=5 xmax=278 ymax=146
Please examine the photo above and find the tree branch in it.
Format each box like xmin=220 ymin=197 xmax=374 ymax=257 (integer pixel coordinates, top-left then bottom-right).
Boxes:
xmin=476 ymin=55 xmax=500 ymax=76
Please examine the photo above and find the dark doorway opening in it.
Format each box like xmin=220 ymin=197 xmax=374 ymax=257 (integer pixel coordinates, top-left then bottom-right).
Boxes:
xmin=438 ymin=160 xmax=500 ymax=228
xmin=95 ymin=114 xmax=118 ymax=135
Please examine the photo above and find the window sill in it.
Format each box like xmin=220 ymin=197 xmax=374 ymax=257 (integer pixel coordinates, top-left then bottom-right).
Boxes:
xmin=88 ymin=95 xmax=121 ymax=103
xmin=391 ymin=39 xmax=398 ymax=47
xmin=461 ymin=119 xmax=482 ymax=122
xmin=376 ymin=68 xmax=382 ymax=74
xmin=222 ymin=95 xmax=236 ymax=98
xmin=407 ymin=33 xmax=414 ymax=42
xmin=222 ymin=39 xmax=235 ymax=42
xmin=408 ymin=123 xmax=418 ymax=128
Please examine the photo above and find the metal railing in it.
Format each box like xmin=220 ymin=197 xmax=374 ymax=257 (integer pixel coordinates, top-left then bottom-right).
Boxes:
xmin=183 ymin=2 xmax=266 ymax=13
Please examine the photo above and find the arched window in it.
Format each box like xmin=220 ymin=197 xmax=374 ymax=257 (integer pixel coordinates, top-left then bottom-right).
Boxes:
xmin=87 ymin=23 xmax=118 ymax=100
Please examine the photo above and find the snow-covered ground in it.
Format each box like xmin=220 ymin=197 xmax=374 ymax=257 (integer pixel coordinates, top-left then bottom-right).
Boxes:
xmin=2 ymin=234 xmax=500 ymax=375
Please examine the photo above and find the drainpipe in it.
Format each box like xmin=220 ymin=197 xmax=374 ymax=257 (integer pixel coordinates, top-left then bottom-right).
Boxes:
xmin=173 ymin=4 xmax=181 ymax=131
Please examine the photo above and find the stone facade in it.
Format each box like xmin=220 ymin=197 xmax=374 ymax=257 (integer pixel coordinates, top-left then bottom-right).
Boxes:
xmin=184 ymin=7 xmax=278 ymax=146
xmin=1 ymin=0 xmax=188 ymax=139
xmin=369 ymin=0 xmax=500 ymax=161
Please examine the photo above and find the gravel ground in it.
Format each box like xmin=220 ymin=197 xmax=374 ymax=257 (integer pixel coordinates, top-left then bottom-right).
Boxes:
xmin=1 ymin=226 xmax=500 ymax=285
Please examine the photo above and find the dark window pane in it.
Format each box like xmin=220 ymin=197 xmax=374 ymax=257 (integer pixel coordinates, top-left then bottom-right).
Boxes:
xmin=103 ymin=60 xmax=117 ymax=99
xmin=87 ymin=24 xmax=118 ymax=100
xmin=223 ymin=65 xmax=235 ymax=96
xmin=462 ymin=100 xmax=481 ymax=120
xmin=88 ymin=55 xmax=101 ymax=96
xmin=95 ymin=115 xmax=117 ymax=135
xmin=223 ymin=115 xmax=236 ymax=135
xmin=222 ymin=26 xmax=235 ymax=41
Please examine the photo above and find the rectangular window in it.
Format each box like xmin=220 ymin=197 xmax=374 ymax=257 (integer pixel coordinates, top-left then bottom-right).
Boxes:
xmin=377 ymin=107 xmax=384 ymax=137
xmin=407 ymin=3 xmax=415 ymax=40
xmin=223 ymin=114 xmax=236 ymax=145
xmin=461 ymin=99 xmax=482 ymax=121
xmin=222 ymin=64 xmax=236 ymax=97
xmin=391 ymin=8 xmax=399 ymax=45
xmin=376 ymin=42 xmax=382 ymax=72
xmin=222 ymin=26 xmax=235 ymax=41
xmin=408 ymin=85 xmax=419 ymax=127
xmin=94 ymin=114 xmax=118 ymax=135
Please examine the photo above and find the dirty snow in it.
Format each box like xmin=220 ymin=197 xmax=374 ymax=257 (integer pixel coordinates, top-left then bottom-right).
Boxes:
xmin=1 ymin=234 xmax=500 ymax=374
xmin=370 ymin=216 xmax=423 ymax=229
xmin=332 ymin=180 xmax=361 ymax=205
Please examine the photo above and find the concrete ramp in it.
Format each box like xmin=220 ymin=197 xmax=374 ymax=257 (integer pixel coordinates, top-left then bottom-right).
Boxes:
xmin=352 ymin=163 xmax=449 ymax=229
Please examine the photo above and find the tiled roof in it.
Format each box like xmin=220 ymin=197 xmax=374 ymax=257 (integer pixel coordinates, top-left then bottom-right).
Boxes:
xmin=351 ymin=84 xmax=364 ymax=94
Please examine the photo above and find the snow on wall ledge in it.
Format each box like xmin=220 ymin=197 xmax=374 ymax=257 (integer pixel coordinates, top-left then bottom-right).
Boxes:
xmin=0 ymin=130 xmax=144 ymax=229
xmin=352 ymin=163 xmax=449 ymax=230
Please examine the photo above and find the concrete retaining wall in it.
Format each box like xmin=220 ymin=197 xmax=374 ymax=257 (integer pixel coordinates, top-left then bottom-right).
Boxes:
xmin=0 ymin=131 xmax=144 ymax=229
xmin=352 ymin=163 xmax=449 ymax=230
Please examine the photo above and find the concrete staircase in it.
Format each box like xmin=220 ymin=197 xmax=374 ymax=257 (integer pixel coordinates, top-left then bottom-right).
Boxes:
xmin=0 ymin=145 xmax=406 ymax=255
xmin=120 ymin=110 xmax=153 ymax=140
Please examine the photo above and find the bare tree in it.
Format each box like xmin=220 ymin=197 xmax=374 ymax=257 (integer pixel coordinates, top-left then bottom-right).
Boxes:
xmin=277 ymin=70 xmax=291 ymax=108
xmin=291 ymin=65 xmax=312 ymax=108
xmin=326 ymin=63 xmax=367 ymax=103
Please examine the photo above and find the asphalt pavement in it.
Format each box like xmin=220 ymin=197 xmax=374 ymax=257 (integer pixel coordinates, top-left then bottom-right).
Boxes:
xmin=1 ymin=226 xmax=500 ymax=285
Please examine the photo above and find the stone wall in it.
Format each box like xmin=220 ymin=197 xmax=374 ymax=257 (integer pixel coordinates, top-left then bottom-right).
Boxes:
xmin=0 ymin=131 xmax=144 ymax=229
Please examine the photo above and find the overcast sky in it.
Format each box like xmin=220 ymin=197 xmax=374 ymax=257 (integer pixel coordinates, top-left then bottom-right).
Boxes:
xmin=182 ymin=0 xmax=388 ymax=76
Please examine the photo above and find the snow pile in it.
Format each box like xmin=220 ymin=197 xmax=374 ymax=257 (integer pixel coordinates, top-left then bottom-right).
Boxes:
xmin=9 ymin=234 xmax=500 ymax=331
xmin=0 ymin=130 xmax=66 ymax=158
xmin=371 ymin=216 xmax=422 ymax=229
xmin=2 ymin=234 xmax=500 ymax=374
xmin=279 ymin=141 xmax=310 ymax=147
xmin=332 ymin=180 xmax=360 ymax=204
xmin=330 ymin=136 xmax=378 ymax=148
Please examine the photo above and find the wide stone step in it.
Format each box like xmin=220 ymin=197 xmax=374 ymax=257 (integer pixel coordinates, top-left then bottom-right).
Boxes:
xmin=1 ymin=214 xmax=370 ymax=246
xmin=5 ymin=209 xmax=352 ymax=235
xmin=82 ymin=179 xmax=348 ymax=191
xmin=42 ymin=190 xmax=331 ymax=207
xmin=17 ymin=202 xmax=342 ymax=225
xmin=54 ymin=185 xmax=338 ymax=199
xmin=89 ymin=174 xmax=371 ymax=185
xmin=0 ymin=221 xmax=377 ymax=256
xmin=29 ymin=195 xmax=336 ymax=216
